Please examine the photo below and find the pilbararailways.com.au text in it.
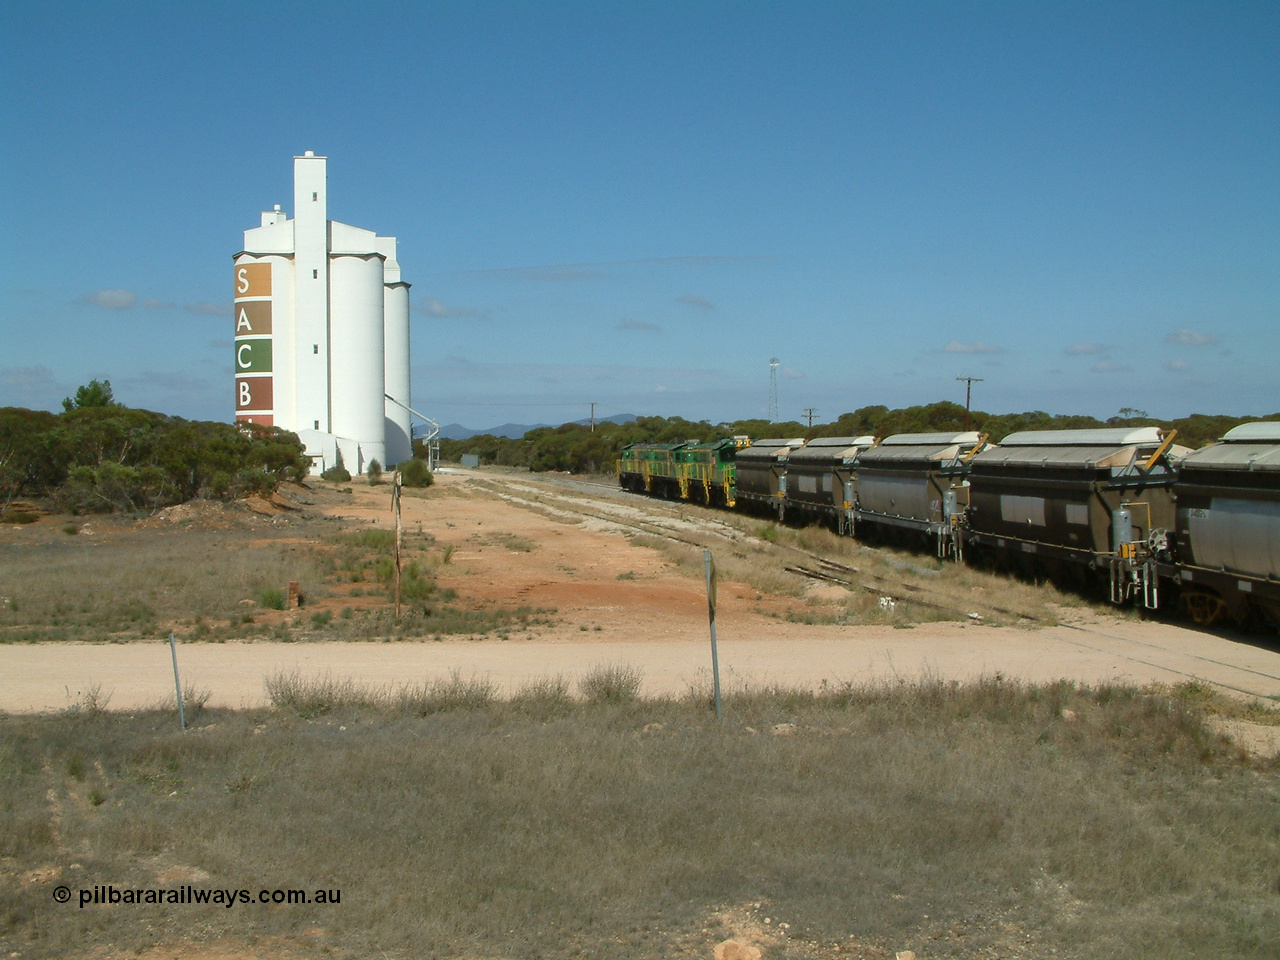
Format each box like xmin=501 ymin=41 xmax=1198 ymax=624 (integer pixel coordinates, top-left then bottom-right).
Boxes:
xmin=63 ymin=885 xmax=341 ymax=909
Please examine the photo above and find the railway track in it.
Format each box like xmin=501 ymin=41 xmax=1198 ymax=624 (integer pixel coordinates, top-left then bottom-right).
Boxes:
xmin=785 ymin=555 xmax=1280 ymax=701
xmin=465 ymin=471 xmax=1280 ymax=703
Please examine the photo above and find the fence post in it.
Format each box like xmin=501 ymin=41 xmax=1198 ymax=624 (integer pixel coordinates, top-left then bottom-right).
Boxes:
xmin=393 ymin=471 xmax=403 ymax=619
xmin=705 ymin=549 xmax=722 ymax=721
xmin=169 ymin=631 xmax=186 ymax=731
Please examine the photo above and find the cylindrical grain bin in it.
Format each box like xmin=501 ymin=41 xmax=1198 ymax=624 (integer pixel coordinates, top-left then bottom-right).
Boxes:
xmin=329 ymin=252 xmax=386 ymax=473
xmin=383 ymin=279 xmax=413 ymax=467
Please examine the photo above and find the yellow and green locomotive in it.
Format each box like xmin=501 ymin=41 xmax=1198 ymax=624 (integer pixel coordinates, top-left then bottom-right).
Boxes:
xmin=617 ymin=437 xmax=746 ymax=507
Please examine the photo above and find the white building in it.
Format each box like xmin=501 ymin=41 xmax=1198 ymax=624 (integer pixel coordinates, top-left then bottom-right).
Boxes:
xmin=233 ymin=152 xmax=412 ymax=475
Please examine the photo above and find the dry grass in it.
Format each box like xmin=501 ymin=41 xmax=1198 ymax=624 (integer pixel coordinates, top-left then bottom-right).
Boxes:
xmin=459 ymin=472 xmax=1117 ymax=628
xmin=0 ymin=526 xmax=333 ymax=642
xmin=482 ymin=531 xmax=539 ymax=552
xmin=0 ymin=494 xmax=553 ymax=643
xmin=577 ymin=662 xmax=645 ymax=704
xmin=609 ymin=491 xmax=1101 ymax=627
xmin=757 ymin=517 xmax=1097 ymax=627
xmin=2 ymin=678 xmax=1277 ymax=960
xmin=264 ymin=668 xmax=500 ymax=718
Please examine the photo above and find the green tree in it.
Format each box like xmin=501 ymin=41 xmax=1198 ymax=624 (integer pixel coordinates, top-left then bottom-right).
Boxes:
xmin=62 ymin=379 xmax=118 ymax=411
xmin=0 ymin=407 xmax=64 ymax=508
xmin=397 ymin=458 xmax=433 ymax=488
xmin=321 ymin=446 xmax=351 ymax=482
xmin=3 ymin=400 xmax=309 ymax=513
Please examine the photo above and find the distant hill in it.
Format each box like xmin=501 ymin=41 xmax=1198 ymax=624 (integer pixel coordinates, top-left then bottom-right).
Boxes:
xmin=434 ymin=414 xmax=637 ymax=441
xmin=436 ymin=422 xmax=548 ymax=441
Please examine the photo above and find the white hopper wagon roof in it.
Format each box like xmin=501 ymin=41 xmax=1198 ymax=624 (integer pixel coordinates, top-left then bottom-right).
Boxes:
xmin=786 ymin=436 xmax=877 ymax=462
xmin=736 ymin=438 xmax=805 ymax=462
xmin=1180 ymin=421 xmax=1280 ymax=472
xmin=856 ymin=431 xmax=982 ymax=464
xmin=974 ymin=427 xmax=1179 ymax=469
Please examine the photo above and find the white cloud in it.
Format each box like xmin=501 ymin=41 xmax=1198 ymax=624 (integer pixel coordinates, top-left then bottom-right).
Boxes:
xmin=0 ymin=365 xmax=61 ymax=408
xmin=1165 ymin=328 xmax=1217 ymax=346
xmin=619 ymin=319 xmax=661 ymax=332
xmin=1065 ymin=343 xmax=1107 ymax=355
xmin=141 ymin=298 xmax=174 ymax=309
xmin=1091 ymin=360 xmax=1133 ymax=373
xmin=1 ymin=365 xmax=56 ymax=391
xmin=676 ymin=294 xmax=715 ymax=310
xmin=186 ymin=302 xmax=229 ymax=316
xmin=781 ymin=366 xmax=806 ymax=379
xmin=1166 ymin=359 xmax=1191 ymax=372
xmin=417 ymin=297 xmax=483 ymax=319
xmin=943 ymin=340 xmax=1004 ymax=355
xmin=85 ymin=289 xmax=137 ymax=309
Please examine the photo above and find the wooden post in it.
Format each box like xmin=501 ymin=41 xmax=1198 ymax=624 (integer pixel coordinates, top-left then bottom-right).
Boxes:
xmin=169 ymin=632 xmax=185 ymax=731
xmin=393 ymin=470 xmax=403 ymax=619
xmin=704 ymin=549 xmax=722 ymax=721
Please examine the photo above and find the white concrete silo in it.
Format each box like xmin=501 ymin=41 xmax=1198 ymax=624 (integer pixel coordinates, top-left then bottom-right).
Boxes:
xmin=329 ymin=244 xmax=387 ymax=473
xmin=380 ymin=234 xmax=413 ymax=468
xmin=235 ymin=153 xmax=412 ymax=475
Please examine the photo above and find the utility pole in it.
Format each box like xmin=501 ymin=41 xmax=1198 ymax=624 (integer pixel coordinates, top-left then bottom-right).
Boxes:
xmin=768 ymin=358 xmax=780 ymax=423
xmin=956 ymin=375 xmax=984 ymax=432
xmin=802 ymin=407 xmax=818 ymax=430
xmin=590 ymin=402 xmax=596 ymax=432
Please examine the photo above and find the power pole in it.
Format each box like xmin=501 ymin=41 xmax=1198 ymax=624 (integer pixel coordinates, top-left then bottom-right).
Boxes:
xmin=590 ymin=402 xmax=596 ymax=432
xmin=768 ymin=358 xmax=780 ymax=423
xmin=956 ymin=375 xmax=984 ymax=432
xmin=802 ymin=407 xmax=818 ymax=429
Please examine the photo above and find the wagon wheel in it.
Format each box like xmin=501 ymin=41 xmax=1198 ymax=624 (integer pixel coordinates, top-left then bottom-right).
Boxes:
xmin=1181 ymin=591 xmax=1226 ymax=626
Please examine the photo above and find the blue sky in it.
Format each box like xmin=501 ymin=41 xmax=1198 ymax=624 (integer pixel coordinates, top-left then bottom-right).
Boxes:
xmin=2 ymin=1 xmax=1276 ymax=430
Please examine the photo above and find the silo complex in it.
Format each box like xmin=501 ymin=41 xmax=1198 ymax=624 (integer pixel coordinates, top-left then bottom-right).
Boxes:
xmin=233 ymin=152 xmax=412 ymax=474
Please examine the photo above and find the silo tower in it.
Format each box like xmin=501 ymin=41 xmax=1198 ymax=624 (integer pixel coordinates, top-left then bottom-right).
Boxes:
xmin=233 ymin=153 xmax=413 ymax=474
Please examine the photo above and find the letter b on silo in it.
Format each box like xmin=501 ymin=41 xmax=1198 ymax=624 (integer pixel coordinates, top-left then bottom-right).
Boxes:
xmin=235 ymin=377 xmax=273 ymax=411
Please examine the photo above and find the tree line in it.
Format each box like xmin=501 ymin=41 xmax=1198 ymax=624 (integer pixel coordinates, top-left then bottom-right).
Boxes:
xmin=436 ymin=401 xmax=1279 ymax=475
xmin=7 ymin=381 xmax=1272 ymax=514
xmin=1 ymin=380 xmax=310 ymax=515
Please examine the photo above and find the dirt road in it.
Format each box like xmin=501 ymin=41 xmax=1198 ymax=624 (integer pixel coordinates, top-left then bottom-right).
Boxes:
xmin=4 ymin=469 xmax=1280 ymax=718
